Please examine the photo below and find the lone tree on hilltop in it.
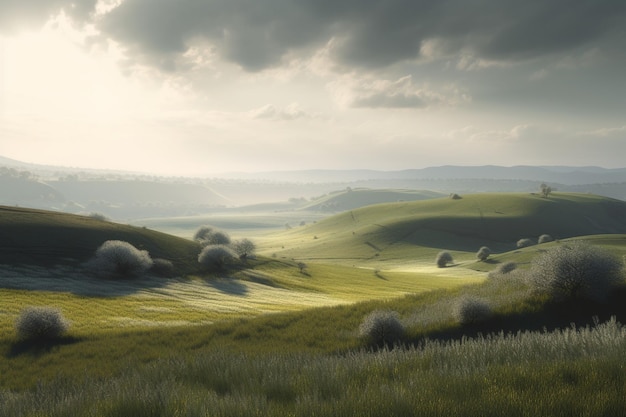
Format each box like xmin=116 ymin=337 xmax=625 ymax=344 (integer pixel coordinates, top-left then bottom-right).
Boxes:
xmin=540 ymin=183 xmax=552 ymax=198
xmin=436 ymin=251 xmax=454 ymax=268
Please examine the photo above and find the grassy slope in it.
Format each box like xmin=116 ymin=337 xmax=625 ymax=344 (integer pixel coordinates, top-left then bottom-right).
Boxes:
xmin=300 ymin=188 xmax=445 ymax=211
xmin=261 ymin=193 xmax=626 ymax=265
xmin=0 ymin=206 xmax=201 ymax=272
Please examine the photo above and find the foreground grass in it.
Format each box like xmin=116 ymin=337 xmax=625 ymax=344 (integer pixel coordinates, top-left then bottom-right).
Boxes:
xmin=2 ymin=318 xmax=625 ymax=416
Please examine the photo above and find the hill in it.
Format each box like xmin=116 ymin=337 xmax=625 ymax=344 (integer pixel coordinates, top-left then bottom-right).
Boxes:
xmin=0 ymin=206 xmax=200 ymax=271
xmin=263 ymin=193 xmax=626 ymax=263
xmin=300 ymin=188 xmax=445 ymax=212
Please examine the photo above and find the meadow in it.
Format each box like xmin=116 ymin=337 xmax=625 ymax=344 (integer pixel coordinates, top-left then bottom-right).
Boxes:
xmin=1 ymin=192 xmax=626 ymax=416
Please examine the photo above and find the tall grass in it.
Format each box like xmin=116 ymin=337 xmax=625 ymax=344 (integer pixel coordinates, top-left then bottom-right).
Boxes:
xmin=2 ymin=318 xmax=624 ymax=416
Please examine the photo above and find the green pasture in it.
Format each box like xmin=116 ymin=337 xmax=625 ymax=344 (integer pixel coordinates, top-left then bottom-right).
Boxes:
xmin=2 ymin=193 xmax=626 ymax=414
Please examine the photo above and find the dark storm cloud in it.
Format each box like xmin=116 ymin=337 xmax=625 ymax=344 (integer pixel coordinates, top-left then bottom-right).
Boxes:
xmin=0 ymin=0 xmax=97 ymax=32
xmin=5 ymin=0 xmax=624 ymax=71
xmin=94 ymin=0 xmax=626 ymax=71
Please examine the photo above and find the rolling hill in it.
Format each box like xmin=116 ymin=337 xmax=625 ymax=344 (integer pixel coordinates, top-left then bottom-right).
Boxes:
xmin=0 ymin=206 xmax=201 ymax=271
xmin=262 ymin=192 xmax=626 ymax=263
xmin=300 ymin=188 xmax=445 ymax=212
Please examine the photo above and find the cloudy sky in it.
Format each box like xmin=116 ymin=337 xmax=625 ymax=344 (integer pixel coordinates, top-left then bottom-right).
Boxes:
xmin=1 ymin=0 xmax=625 ymax=175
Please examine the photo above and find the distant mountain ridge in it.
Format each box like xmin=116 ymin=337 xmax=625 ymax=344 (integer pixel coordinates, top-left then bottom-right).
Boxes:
xmin=223 ymin=165 xmax=626 ymax=185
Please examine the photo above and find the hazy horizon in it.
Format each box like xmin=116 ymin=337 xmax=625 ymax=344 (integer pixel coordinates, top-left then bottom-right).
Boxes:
xmin=1 ymin=1 xmax=625 ymax=176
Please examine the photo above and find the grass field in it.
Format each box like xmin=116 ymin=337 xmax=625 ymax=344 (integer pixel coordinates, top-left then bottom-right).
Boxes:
xmin=2 ymin=193 xmax=626 ymax=415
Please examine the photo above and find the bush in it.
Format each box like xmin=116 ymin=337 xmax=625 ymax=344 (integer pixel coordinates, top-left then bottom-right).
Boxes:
xmin=87 ymin=240 xmax=153 ymax=279
xmin=454 ymin=296 xmax=492 ymax=325
xmin=517 ymin=238 xmax=534 ymax=248
xmin=194 ymin=226 xmax=231 ymax=246
xmin=231 ymin=238 xmax=256 ymax=258
xmin=435 ymin=251 xmax=454 ymax=268
xmin=198 ymin=245 xmax=239 ymax=272
xmin=492 ymin=261 xmax=517 ymax=276
xmin=359 ymin=310 xmax=405 ymax=347
xmin=150 ymin=258 xmax=175 ymax=277
xmin=476 ymin=246 xmax=491 ymax=261
xmin=528 ymin=241 xmax=624 ymax=301
xmin=538 ymin=234 xmax=554 ymax=244
xmin=15 ymin=307 xmax=69 ymax=341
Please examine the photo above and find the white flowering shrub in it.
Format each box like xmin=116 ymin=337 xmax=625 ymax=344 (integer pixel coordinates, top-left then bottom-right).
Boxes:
xmin=15 ymin=307 xmax=70 ymax=341
xmin=454 ymin=296 xmax=492 ymax=325
xmin=231 ymin=238 xmax=256 ymax=258
xmin=359 ymin=310 xmax=405 ymax=347
xmin=476 ymin=246 xmax=491 ymax=261
xmin=538 ymin=234 xmax=554 ymax=244
xmin=88 ymin=240 xmax=153 ymax=279
xmin=150 ymin=258 xmax=175 ymax=277
xmin=488 ymin=262 xmax=518 ymax=279
xmin=528 ymin=241 xmax=623 ymax=300
xmin=198 ymin=245 xmax=239 ymax=271
xmin=194 ymin=226 xmax=231 ymax=246
xmin=436 ymin=251 xmax=454 ymax=268
xmin=517 ymin=238 xmax=534 ymax=248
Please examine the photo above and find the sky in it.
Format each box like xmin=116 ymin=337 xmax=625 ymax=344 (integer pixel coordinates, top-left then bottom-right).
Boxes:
xmin=1 ymin=0 xmax=625 ymax=176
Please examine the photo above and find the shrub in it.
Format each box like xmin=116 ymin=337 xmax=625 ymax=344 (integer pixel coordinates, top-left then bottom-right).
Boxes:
xmin=517 ymin=238 xmax=534 ymax=248
xmin=454 ymin=296 xmax=492 ymax=325
xmin=528 ymin=241 xmax=624 ymax=301
xmin=88 ymin=240 xmax=153 ymax=279
xmin=436 ymin=251 xmax=454 ymax=268
xmin=15 ymin=307 xmax=69 ymax=341
xmin=494 ymin=261 xmax=517 ymax=275
xmin=150 ymin=258 xmax=175 ymax=277
xmin=538 ymin=234 xmax=554 ymax=244
xmin=359 ymin=310 xmax=405 ymax=347
xmin=198 ymin=245 xmax=239 ymax=272
xmin=476 ymin=246 xmax=491 ymax=261
xmin=488 ymin=261 xmax=518 ymax=279
xmin=194 ymin=226 xmax=232 ymax=246
xmin=231 ymin=238 xmax=256 ymax=258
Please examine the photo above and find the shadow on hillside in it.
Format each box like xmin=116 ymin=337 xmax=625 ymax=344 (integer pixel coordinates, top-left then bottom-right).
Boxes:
xmin=411 ymin=287 xmax=626 ymax=345
xmin=0 ymin=264 xmax=176 ymax=297
xmin=6 ymin=336 xmax=82 ymax=358
xmin=207 ymin=278 xmax=249 ymax=296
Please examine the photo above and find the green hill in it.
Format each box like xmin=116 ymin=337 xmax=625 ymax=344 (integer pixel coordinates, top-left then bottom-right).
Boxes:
xmin=301 ymin=188 xmax=445 ymax=212
xmin=264 ymin=193 xmax=626 ymax=263
xmin=0 ymin=206 xmax=200 ymax=271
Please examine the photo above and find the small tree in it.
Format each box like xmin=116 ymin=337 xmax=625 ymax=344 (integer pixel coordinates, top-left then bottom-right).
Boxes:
xmin=198 ymin=245 xmax=239 ymax=272
xmin=15 ymin=307 xmax=70 ymax=341
xmin=454 ymin=296 xmax=492 ymax=325
xmin=476 ymin=246 xmax=491 ymax=261
xmin=359 ymin=310 xmax=405 ymax=347
xmin=436 ymin=251 xmax=454 ymax=268
xmin=540 ymin=183 xmax=552 ymax=198
xmin=528 ymin=241 xmax=623 ymax=300
xmin=231 ymin=238 xmax=256 ymax=258
xmin=538 ymin=234 xmax=554 ymax=244
xmin=88 ymin=240 xmax=153 ymax=279
xmin=517 ymin=238 xmax=534 ymax=248
xmin=194 ymin=226 xmax=231 ymax=246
